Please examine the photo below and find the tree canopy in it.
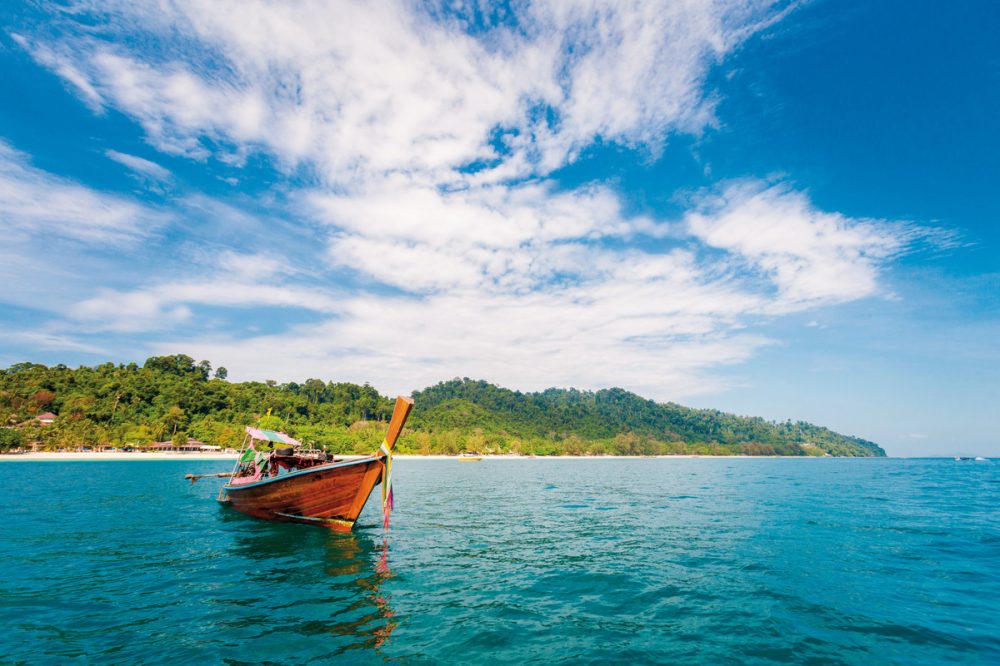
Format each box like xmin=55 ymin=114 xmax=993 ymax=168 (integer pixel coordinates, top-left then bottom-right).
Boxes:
xmin=0 ymin=357 xmax=885 ymax=457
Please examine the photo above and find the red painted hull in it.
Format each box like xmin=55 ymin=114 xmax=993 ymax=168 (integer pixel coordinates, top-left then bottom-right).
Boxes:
xmin=220 ymin=456 xmax=384 ymax=531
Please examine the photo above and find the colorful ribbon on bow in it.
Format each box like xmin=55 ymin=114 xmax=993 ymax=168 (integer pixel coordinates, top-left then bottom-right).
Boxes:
xmin=379 ymin=439 xmax=393 ymax=529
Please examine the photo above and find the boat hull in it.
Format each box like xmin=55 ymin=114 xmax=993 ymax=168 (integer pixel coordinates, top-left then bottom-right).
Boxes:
xmin=220 ymin=456 xmax=384 ymax=531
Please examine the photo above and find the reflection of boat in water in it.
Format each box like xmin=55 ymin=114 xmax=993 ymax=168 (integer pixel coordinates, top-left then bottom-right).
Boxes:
xmin=218 ymin=396 xmax=413 ymax=530
xmin=457 ymin=452 xmax=483 ymax=461
xmin=222 ymin=520 xmax=398 ymax=650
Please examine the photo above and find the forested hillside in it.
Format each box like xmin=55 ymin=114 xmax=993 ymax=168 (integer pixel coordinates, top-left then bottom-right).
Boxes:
xmin=0 ymin=356 xmax=884 ymax=456
xmin=411 ymin=380 xmax=884 ymax=456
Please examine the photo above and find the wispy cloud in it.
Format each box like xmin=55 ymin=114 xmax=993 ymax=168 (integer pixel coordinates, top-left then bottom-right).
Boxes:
xmin=6 ymin=331 xmax=112 ymax=356
xmin=0 ymin=139 xmax=162 ymax=244
xmin=687 ymin=181 xmax=902 ymax=307
xmin=67 ymin=248 xmax=340 ymax=333
xmin=11 ymin=33 xmax=105 ymax=112
xmin=20 ymin=1 xmax=793 ymax=183
xmin=105 ymin=149 xmax=171 ymax=181
xmin=686 ymin=180 xmax=960 ymax=309
xmin=305 ymin=178 xmax=661 ymax=293
xmin=90 ymin=180 xmax=927 ymax=399
xmin=152 ymin=284 xmax=775 ymax=399
xmin=8 ymin=0 xmax=952 ymax=400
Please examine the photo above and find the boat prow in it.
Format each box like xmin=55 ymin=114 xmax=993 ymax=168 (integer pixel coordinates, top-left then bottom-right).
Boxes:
xmin=221 ymin=455 xmax=386 ymax=530
xmin=219 ymin=396 xmax=413 ymax=531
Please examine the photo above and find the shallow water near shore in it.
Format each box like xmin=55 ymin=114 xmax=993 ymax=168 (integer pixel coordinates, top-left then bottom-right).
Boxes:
xmin=2 ymin=458 xmax=998 ymax=665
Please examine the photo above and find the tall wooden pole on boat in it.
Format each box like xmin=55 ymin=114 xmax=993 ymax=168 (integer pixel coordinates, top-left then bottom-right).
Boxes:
xmin=378 ymin=396 xmax=413 ymax=530
xmin=381 ymin=396 xmax=414 ymax=456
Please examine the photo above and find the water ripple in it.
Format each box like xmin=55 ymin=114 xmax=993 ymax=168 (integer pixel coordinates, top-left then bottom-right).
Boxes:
xmin=1 ymin=458 xmax=998 ymax=664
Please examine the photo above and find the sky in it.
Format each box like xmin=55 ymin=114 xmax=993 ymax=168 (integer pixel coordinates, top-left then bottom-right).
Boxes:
xmin=0 ymin=0 xmax=997 ymax=456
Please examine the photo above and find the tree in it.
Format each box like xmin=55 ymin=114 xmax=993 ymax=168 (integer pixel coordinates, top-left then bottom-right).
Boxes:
xmin=257 ymin=411 xmax=284 ymax=431
xmin=302 ymin=378 xmax=325 ymax=404
xmin=0 ymin=428 xmax=23 ymax=452
xmin=144 ymin=354 xmax=198 ymax=377
xmin=214 ymin=366 xmax=228 ymax=380
xmin=161 ymin=405 xmax=186 ymax=436
xmin=31 ymin=390 xmax=56 ymax=411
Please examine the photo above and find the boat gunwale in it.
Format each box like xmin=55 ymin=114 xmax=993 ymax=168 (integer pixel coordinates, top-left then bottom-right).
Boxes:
xmin=222 ymin=455 xmax=380 ymax=492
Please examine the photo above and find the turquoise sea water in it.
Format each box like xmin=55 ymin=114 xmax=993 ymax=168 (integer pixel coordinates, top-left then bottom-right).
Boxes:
xmin=1 ymin=458 xmax=998 ymax=665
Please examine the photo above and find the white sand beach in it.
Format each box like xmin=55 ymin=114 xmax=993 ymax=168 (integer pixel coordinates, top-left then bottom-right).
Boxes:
xmin=0 ymin=452 xmax=240 ymax=461
xmin=0 ymin=452 xmax=811 ymax=461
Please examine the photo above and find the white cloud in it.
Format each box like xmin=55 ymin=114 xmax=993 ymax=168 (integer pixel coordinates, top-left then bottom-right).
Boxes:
xmin=685 ymin=181 xmax=957 ymax=310
xmin=0 ymin=140 xmax=161 ymax=244
xmin=305 ymin=177 xmax=659 ymax=293
xmin=686 ymin=181 xmax=906 ymax=308
xmin=21 ymin=1 xmax=790 ymax=183
xmin=11 ymin=33 xmax=105 ymax=111
xmin=105 ymin=149 xmax=172 ymax=181
xmin=148 ymin=178 xmax=934 ymax=399
xmin=6 ymin=331 xmax=112 ymax=356
xmin=66 ymin=249 xmax=340 ymax=332
xmin=156 ymin=293 xmax=773 ymax=399
xmin=12 ymin=1 xmax=947 ymax=401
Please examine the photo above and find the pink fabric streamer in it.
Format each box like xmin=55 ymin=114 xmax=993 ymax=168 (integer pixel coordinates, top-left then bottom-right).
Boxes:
xmin=383 ymin=487 xmax=394 ymax=529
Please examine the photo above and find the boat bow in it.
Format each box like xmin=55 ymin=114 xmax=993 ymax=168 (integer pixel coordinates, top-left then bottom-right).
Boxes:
xmin=220 ymin=395 xmax=414 ymax=531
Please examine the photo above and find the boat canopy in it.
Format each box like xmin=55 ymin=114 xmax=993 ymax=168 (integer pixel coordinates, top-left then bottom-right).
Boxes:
xmin=245 ymin=427 xmax=302 ymax=447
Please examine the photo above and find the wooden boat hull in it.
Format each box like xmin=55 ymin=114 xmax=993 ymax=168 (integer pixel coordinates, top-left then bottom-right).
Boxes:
xmin=219 ymin=456 xmax=384 ymax=531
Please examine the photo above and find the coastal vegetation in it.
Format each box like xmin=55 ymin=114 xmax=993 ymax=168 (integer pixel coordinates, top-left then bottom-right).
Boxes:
xmin=0 ymin=355 xmax=885 ymax=457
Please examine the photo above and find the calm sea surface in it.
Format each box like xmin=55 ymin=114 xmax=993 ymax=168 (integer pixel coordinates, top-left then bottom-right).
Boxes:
xmin=1 ymin=458 xmax=998 ymax=665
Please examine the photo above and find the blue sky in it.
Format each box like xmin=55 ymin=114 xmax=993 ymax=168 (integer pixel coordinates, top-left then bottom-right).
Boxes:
xmin=1 ymin=0 xmax=997 ymax=455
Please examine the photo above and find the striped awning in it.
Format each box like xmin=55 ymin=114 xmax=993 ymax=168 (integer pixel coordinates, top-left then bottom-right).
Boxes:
xmin=244 ymin=427 xmax=302 ymax=447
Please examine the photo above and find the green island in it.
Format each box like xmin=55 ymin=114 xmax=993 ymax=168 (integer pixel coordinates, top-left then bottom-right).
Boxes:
xmin=0 ymin=354 xmax=885 ymax=457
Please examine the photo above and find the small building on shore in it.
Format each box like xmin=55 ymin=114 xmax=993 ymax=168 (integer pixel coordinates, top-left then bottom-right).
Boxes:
xmin=35 ymin=412 xmax=56 ymax=426
xmin=147 ymin=438 xmax=212 ymax=452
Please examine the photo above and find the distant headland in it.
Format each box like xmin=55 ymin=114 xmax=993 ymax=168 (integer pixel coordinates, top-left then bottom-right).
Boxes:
xmin=0 ymin=355 xmax=885 ymax=458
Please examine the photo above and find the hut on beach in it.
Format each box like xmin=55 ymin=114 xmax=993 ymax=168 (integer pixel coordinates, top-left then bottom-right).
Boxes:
xmin=147 ymin=438 xmax=213 ymax=452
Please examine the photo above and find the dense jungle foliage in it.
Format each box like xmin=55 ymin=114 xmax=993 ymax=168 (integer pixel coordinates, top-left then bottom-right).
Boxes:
xmin=0 ymin=355 xmax=885 ymax=456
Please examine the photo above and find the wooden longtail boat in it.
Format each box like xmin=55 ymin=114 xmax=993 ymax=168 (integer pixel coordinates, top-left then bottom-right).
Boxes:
xmin=218 ymin=396 xmax=413 ymax=531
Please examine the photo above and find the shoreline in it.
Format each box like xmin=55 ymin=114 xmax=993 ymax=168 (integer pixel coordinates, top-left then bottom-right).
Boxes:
xmin=0 ymin=451 xmax=879 ymax=462
xmin=0 ymin=452 xmax=240 ymax=461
